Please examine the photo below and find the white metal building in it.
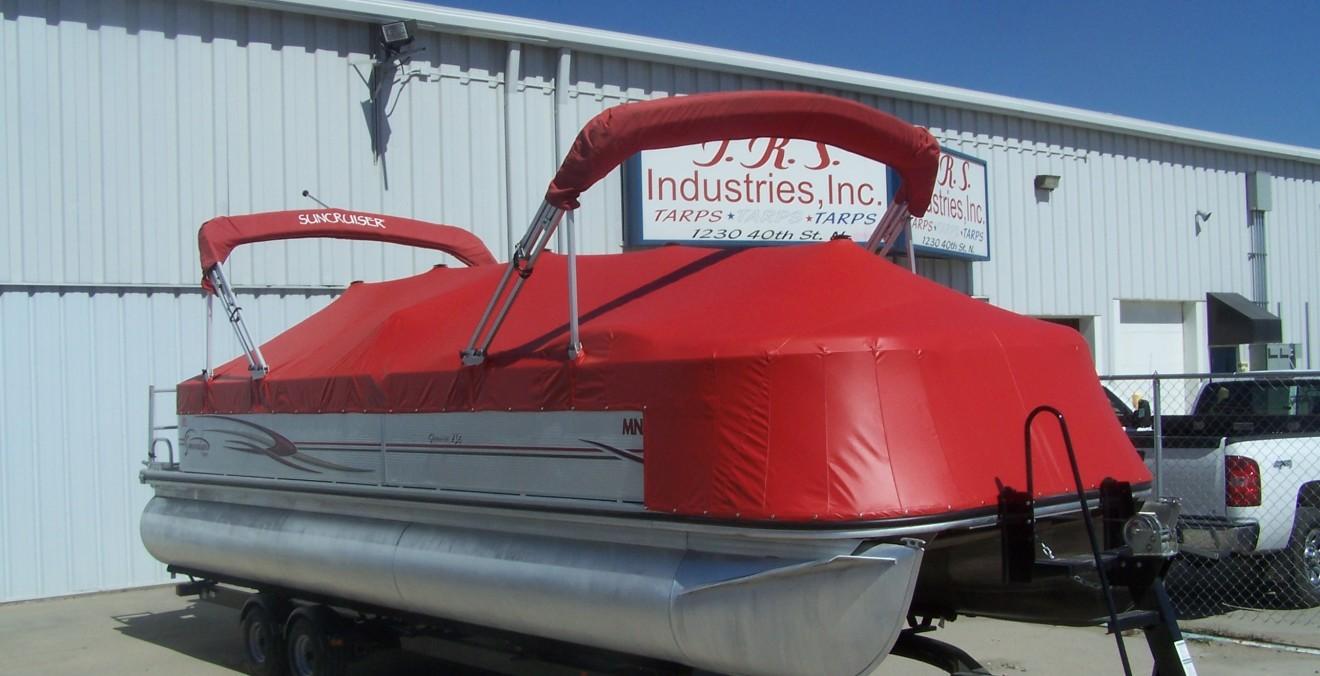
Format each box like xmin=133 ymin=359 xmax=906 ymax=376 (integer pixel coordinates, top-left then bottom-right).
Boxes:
xmin=3 ymin=0 xmax=1318 ymax=601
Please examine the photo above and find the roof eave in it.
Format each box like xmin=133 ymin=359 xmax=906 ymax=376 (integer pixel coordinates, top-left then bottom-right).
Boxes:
xmin=223 ymin=0 xmax=1320 ymax=165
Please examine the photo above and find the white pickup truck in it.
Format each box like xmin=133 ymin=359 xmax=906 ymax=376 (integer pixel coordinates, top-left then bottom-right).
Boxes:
xmin=1110 ymin=376 xmax=1320 ymax=607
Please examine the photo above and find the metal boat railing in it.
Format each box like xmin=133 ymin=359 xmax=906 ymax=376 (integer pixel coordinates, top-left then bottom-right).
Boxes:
xmin=147 ymin=385 xmax=178 ymax=467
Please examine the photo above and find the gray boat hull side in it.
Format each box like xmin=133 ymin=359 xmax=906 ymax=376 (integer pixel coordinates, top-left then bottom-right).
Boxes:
xmin=140 ymin=496 xmax=922 ymax=676
xmin=141 ymin=497 xmax=406 ymax=609
xmin=671 ymin=551 xmax=918 ymax=676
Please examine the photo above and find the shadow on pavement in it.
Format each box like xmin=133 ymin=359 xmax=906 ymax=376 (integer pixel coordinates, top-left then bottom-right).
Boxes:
xmin=112 ymin=600 xmax=244 ymax=672
xmin=1166 ymin=557 xmax=1310 ymax=620
xmin=110 ymin=600 xmax=489 ymax=675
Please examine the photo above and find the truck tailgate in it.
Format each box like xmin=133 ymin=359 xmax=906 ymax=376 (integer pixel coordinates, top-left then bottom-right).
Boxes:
xmin=1143 ymin=439 xmax=1226 ymax=518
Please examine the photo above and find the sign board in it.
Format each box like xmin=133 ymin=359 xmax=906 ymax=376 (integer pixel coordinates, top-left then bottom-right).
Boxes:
xmin=624 ymin=138 xmax=891 ymax=246
xmin=900 ymin=147 xmax=990 ymax=260
xmin=624 ymin=139 xmax=990 ymax=261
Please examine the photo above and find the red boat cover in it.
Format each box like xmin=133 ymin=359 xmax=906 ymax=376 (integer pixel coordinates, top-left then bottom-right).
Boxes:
xmin=197 ymin=209 xmax=497 ymax=282
xmin=546 ymin=91 xmax=942 ymax=216
xmin=179 ymin=242 xmax=1150 ymax=522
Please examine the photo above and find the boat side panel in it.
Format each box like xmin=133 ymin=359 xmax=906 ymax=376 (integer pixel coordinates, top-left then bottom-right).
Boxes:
xmin=181 ymin=413 xmax=382 ymax=483
xmin=385 ymin=411 xmax=643 ymax=501
xmin=179 ymin=411 xmax=644 ymax=503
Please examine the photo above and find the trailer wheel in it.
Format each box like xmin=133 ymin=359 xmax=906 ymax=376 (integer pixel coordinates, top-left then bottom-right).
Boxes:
xmin=1280 ymin=510 xmax=1320 ymax=608
xmin=285 ymin=609 xmax=349 ymax=676
xmin=241 ymin=602 xmax=287 ymax=676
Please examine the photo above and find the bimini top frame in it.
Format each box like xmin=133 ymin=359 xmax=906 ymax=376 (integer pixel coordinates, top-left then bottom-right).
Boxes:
xmin=195 ymin=209 xmax=496 ymax=379
xmin=460 ymin=90 xmax=942 ymax=366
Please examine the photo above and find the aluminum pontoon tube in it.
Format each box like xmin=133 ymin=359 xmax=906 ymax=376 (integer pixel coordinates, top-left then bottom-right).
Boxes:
xmin=141 ymin=496 xmax=922 ymax=676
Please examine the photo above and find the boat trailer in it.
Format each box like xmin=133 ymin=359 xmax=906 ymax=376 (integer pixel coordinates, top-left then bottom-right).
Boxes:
xmin=162 ymin=404 xmax=1196 ymax=676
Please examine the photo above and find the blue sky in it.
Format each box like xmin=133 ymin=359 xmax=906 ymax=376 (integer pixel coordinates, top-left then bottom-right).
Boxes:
xmin=428 ymin=1 xmax=1320 ymax=149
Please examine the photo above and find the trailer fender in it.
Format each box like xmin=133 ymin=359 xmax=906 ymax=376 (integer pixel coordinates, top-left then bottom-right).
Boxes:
xmin=241 ymin=593 xmax=291 ymax=628
xmin=282 ymin=604 xmax=343 ymax=640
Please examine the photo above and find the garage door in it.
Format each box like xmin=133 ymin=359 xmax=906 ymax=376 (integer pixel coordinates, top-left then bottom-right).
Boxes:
xmin=1113 ymin=301 xmax=1186 ymax=375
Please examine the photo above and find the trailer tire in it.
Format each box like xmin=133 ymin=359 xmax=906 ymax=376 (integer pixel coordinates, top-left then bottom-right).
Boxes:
xmin=285 ymin=609 xmax=349 ymax=676
xmin=241 ymin=603 xmax=287 ymax=676
xmin=1280 ymin=509 xmax=1320 ymax=608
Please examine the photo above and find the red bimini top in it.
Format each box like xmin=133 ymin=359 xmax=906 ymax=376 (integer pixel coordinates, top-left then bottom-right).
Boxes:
xmin=178 ymin=242 xmax=1150 ymax=522
xmin=546 ymin=90 xmax=941 ymax=215
xmin=198 ymin=209 xmax=496 ymax=282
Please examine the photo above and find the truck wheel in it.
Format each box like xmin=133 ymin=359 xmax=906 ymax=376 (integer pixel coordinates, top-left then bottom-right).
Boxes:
xmin=1281 ymin=512 xmax=1320 ymax=608
xmin=242 ymin=603 xmax=287 ymax=676
xmin=285 ymin=609 xmax=349 ymax=676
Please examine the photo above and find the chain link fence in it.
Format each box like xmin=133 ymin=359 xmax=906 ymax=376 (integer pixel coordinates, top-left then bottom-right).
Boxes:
xmin=1101 ymin=372 xmax=1320 ymax=638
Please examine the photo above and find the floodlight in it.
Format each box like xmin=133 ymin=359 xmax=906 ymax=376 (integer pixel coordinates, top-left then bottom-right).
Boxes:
xmin=380 ymin=20 xmax=416 ymax=47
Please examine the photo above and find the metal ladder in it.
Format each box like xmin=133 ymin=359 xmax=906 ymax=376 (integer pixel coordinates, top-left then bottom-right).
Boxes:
xmin=999 ymin=405 xmax=1197 ymax=676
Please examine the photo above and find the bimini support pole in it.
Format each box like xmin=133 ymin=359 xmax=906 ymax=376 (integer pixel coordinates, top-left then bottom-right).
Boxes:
xmin=207 ymin=264 xmax=269 ymax=379
xmin=461 ymin=201 xmax=566 ymax=366
xmin=865 ymin=201 xmax=912 ymax=258
xmin=205 ymin=293 xmax=214 ymax=379
xmin=562 ymin=212 xmax=583 ymax=361
xmin=904 ymin=218 xmax=918 ymax=273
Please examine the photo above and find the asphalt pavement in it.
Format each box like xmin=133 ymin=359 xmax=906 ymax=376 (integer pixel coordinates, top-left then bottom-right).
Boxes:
xmin=0 ymin=585 xmax=1315 ymax=675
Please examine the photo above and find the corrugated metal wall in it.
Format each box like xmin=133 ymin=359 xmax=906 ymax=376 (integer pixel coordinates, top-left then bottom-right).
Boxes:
xmin=3 ymin=0 xmax=1319 ymax=600
xmin=0 ymin=288 xmax=334 ymax=600
xmin=1 ymin=0 xmax=517 ymax=286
